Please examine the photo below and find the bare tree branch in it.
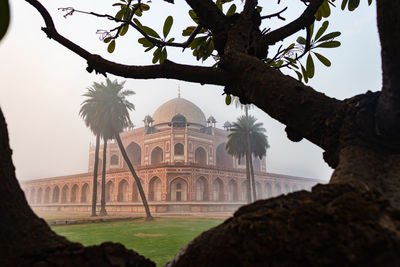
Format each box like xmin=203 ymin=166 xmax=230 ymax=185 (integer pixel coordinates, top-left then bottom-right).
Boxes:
xmin=263 ymin=0 xmax=323 ymax=46
xmin=25 ymin=0 xmax=229 ymax=85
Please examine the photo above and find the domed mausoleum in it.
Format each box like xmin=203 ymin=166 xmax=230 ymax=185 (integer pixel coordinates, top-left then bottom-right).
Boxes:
xmin=22 ymin=95 xmax=322 ymax=214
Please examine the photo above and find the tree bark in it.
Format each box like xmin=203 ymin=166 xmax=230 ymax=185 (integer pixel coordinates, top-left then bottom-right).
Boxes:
xmin=115 ymin=133 xmax=153 ymax=220
xmin=100 ymin=138 xmax=108 ymax=216
xmin=91 ymin=134 xmax=100 ymax=216
xmin=245 ymin=106 xmax=257 ymax=201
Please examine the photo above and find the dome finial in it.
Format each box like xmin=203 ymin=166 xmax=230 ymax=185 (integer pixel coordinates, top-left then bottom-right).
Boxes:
xmin=178 ymin=85 xmax=181 ymax=98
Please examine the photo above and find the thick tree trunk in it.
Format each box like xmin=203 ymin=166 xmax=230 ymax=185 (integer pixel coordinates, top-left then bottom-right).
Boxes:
xmin=91 ymin=134 xmax=100 ymax=216
xmin=115 ymin=133 xmax=153 ymax=220
xmin=99 ymin=138 xmax=108 ymax=216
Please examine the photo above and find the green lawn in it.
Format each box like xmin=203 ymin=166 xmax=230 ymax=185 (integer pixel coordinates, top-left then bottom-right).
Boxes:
xmin=52 ymin=217 xmax=223 ymax=266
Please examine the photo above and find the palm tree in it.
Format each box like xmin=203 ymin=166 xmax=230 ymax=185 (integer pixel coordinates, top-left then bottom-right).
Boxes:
xmin=80 ymin=91 xmax=102 ymax=216
xmin=226 ymin=115 xmax=269 ymax=203
xmin=80 ymin=79 xmax=153 ymax=220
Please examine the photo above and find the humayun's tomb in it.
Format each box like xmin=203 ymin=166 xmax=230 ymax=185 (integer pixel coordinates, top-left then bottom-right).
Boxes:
xmin=21 ymin=94 xmax=323 ymax=214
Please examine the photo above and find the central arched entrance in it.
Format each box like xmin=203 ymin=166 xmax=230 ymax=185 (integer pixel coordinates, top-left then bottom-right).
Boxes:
xmin=170 ymin=178 xmax=187 ymax=201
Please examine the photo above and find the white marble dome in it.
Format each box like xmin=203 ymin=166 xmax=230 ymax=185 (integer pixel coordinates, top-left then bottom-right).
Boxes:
xmin=152 ymin=97 xmax=207 ymax=126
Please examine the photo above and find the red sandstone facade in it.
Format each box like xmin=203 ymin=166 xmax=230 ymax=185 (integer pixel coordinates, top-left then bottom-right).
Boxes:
xmin=21 ymin=96 xmax=323 ymax=214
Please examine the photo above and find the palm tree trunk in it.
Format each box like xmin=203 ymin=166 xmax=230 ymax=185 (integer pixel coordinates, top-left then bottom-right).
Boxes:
xmin=91 ymin=134 xmax=100 ymax=216
xmin=245 ymin=154 xmax=252 ymax=203
xmin=115 ymin=133 xmax=153 ymax=220
xmin=249 ymin=153 xmax=256 ymax=200
xmin=99 ymin=138 xmax=108 ymax=216
xmin=244 ymin=105 xmax=255 ymax=202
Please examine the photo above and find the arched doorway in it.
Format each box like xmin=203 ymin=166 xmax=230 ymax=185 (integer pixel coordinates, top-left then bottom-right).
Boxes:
xmin=61 ymin=185 xmax=69 ymax=203
xmin=170 ymin=178 xmax=187 ymax=201
xmin=52 ymin=186 xmax=59 ymax=203
xmin=106 ymin=181 xmax=114 ymax=202
xmin=81 ymin=183 xmax=89 ymax=203
xmin=70 ymin=184 xmax=78 ymax=203
xmin=195 ymin=176 xmax=208 ymax=201
xmin=212 ymin=178 xmax=224 ymax=201
xmin=44 ymin=187 xmax=50 ymax=203
xmin=149 ymin=176 xmax=162 ymax=201
xmin=124 ymin=142 xmax=141 ymax=167
xmin=216 ymin=143 xmax=233 ymax=168
xmin=36 ymin=188 xmax=43 ymax=204
xmin=151 ymin=146 xmax=163 ymax=164
xmin=117 ymin=179 xmax=129 ymax=202
xmin=132 ymin=179 xmax=144 ymax=202
xmin=110 ymin=154 xmax=119 ymax=165
xmin=227 ymin=180 xmax=238 ymax=201
xmin=195 ymin=147 xmax=207 ymax=165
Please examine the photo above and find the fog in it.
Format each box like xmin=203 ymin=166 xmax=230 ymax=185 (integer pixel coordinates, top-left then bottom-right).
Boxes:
xmin=0 ymin=1 xmax=380 ymax=181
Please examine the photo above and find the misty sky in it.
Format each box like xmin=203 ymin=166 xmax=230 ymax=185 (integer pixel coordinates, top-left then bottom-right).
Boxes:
xmin=0 ymin=1 xmax=381 ymax=181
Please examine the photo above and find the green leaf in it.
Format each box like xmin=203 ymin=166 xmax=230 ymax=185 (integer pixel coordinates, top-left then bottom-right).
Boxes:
xmin=295 ymin=71 xmax=302 ymax=82
xmin=142 ymin=26 xmax=160 ymax=38
xmin=189 ymin=10 xmax=199 ymax=23
xmin=120 ymin=24 xmax=129 ymax=36
xmin=226 ymin=4 xmax=236 ymax=16
xmin=144 ymin=46 xmax=154 ymax=52
xmin=159 ymin=48 xmax=167 ymax=64
xmin=348 ymin=0 xmax=360 ymax=11
xmin=309 ymin=23 xmax=314 ymax=38
xmin=317 ymin=31 xmax=341 ymax=42
xmin=341 ymin=0 xmax=349 ymax=10
xmin=152 ymin=48 xmax=161 ymax=64
xmin=108 ymin=40 xmax=116 ymax=53
xmin=320 ymin=0 xmax=331 ymax=18
xmin=0 ymin=0 xmax=9 ymax=41
xmin=138 ymin=37 xmax=153 ymax=47
xmin=133 ymin=18 xmax=142 ymax=27
xmin=368 ymin=0 xmax=372 ymax=5
xmin=315 ymin=21 xmax=329 ymax=41
xmin=306 ymin=54 xmax=315 ymax=78
xmin=297 ymin=36 xmax=306 ymax=45
xmin=314 ymin=52 xmax=331 ymax=67
xmin=316 ymin=40 xmax=341 ymax=48
xmin=301 ymin=64 xmax=308 ymax=83
xmin=167 ymin=37 xmax=175 ymax=43
xmin=104 ymin=37 xmax=112 ymax=43
xmin=163 ymin=16 xmax=173 ymax=38
xmin=225 ymin=94 xmax=232 ymax=105
xmin=115 ymin=9 xmax=124 ymax=20
xmin=182 ymin=26 xmax=196 ymax=36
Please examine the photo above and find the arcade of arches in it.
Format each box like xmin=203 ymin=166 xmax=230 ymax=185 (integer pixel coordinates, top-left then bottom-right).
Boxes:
xmin=22 ymin=96 xmax=322 ymax=213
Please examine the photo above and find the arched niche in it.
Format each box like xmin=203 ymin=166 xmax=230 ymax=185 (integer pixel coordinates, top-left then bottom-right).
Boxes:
xmin=256 ymin=182 xmax=262 ymax=199
xmin=241 ymin=181 xmax=248 ymax=202
xmin=195 ymin=176 xmax=208 ymax=201
xmin=195 ymin=146 xmax=207 ymax=165
xmin=117 ymin=179 xmax=129 ymax=202
xmin=81 ymin=183 xmax=90 ymax=203
xmin=52 ymin=186 xmax=60 ymax=203
xmin=36 ymin=188 xmax=43 ymax=204
xmin=227 ymin=179 xmax=238 ymax=201
xmin=61 ymin=185 xmax=69 ymax=203
xmin=151 ymin=146 xmax=163 ymax=164
xmin=149 ymin=176 xmax=162 ymax=201
xmin=216 ymin=143 xmax=233 ymax=168
xmin=275 ymin=183 xmax=282 ymax=196
xmin=29 ymin=188 xmax=36 ymax=204
xmin=212 ymin=178 xmax=224 ymax=201
xmin=106 ymin=181 xmax=114 ymax=202
xmin=124 ymin=142 xmax=141 ymax=167
xmin=110 ymin=154 xmax=119 ymax=165
xmin=265 ymin=183 xmax=272 ymax=198
xmin=174 ymin=143 xmax=184 ymax=155
xmin=132 ymin=179 xmax=144 ymax=202
xmin=170 ymin=178 xmax=187 ymax=201
xmin=44 ymin=187 xmax=50 ymax=204
xmin=70 ymin=184 xmax=78 ymax=203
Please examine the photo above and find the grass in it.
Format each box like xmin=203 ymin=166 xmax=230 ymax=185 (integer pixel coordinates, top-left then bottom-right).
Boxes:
xmin=52 ymin=217 xmax=223 ymax=266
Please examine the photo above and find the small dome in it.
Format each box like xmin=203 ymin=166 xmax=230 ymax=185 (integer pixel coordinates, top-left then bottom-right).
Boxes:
xmin=152 ymin=97 xmax=206 ymax=126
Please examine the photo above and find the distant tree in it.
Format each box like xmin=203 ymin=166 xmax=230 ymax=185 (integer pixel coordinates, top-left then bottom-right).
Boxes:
xmin=226 ymin=115 xmax=269 ymax=202
xmin=79 ymin=88 xmax=102 ymax=216
xmin=81 ymin=78 xmax=153 ymax=220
